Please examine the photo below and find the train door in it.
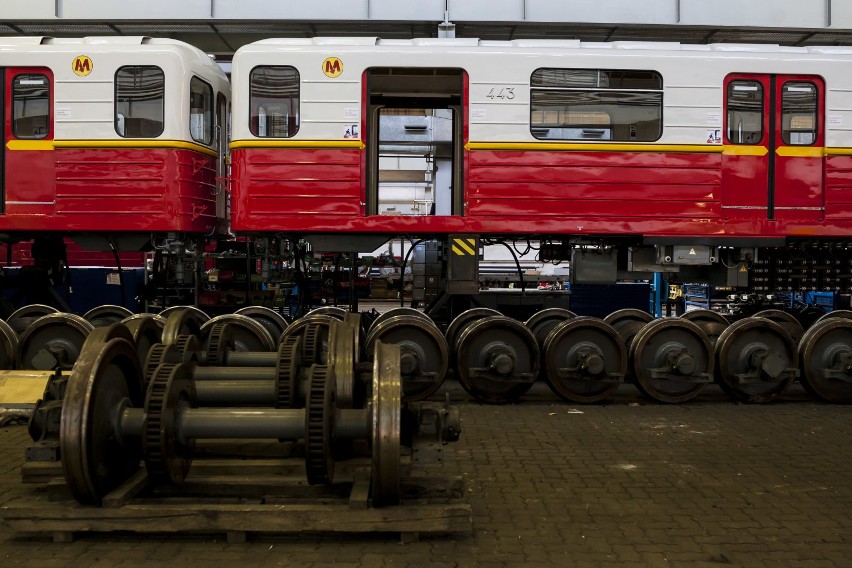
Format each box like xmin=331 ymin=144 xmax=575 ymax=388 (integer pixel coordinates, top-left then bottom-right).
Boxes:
xmin=1 ymin=67 xmax=5 ymax=211
xmin=722 ymin=74 xmax=825 ymax=221
xmin=215 ymin=91 xmax=229 ymax=226
xmin=3 ymin=67 xmax=54 ymax=216
xmin=365 ymin=68 xmax=466 ymax=216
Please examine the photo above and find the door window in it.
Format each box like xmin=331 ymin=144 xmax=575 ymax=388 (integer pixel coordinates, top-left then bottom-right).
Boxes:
xmin=781 ymin=82 xmax=817 ymax=146
xmin=12 ymin=74 xmax=50 ymax=139
xmin=726 ymin=80 xmax=763 ymax=145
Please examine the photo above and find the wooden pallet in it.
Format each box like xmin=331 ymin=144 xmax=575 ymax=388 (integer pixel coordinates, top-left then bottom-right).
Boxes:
xmin=2 ymin=460 xmax=472 ymax=543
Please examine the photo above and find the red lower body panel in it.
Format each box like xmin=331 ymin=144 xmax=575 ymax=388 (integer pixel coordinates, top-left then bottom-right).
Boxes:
xmin=230 ymin=147 xmax=852 ymax=240
xmin=1 ymin=147 xmax=218 ymax=234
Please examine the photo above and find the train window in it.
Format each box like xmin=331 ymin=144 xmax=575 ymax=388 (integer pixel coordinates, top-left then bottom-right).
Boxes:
xmin=781 ymin=82 xmax=817 ymax=146
xmin=115 ymin=66 xmax=165 ymax=138
xmin=189 ymin=76 xmax=213 ymax=145
xmin=250 ymin=66 xmax=299 ymax=138
xmin=726 ymin=81 xmax=763 ymax=145
xmin=12 ymin=74 xmax=50 ymax=139
xmin=530 ymin=69 xmax=663 ymax=142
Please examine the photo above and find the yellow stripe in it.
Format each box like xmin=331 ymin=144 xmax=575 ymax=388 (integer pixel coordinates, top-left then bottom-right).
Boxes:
xmin=6 ymin=139 xmax=217 ymax=157
xmin=467 ymin=141 xmax=845 ymax=158
xmin=465 ymin=142 xmax=723 ymax=153
xmin=723 ymin=146 xmax=769 ymax=156
xmin=5 ymin=140 xmax=53 ymax=151
xmin=455 ymin=239 xmax=475 ymax=255
xmin=775 ymin=146 xmax=825 ymax=158
xmin=451 ymin=244 xmax=465 ymax=256
xmin=231 ymin=139 xmax=365 ymax=150
xmin=467 ymin=238 xmax=476 ymax=247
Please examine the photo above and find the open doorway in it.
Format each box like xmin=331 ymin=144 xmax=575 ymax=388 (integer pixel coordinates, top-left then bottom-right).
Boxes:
xmin=365 ymin=68 xmax=465 ymax=217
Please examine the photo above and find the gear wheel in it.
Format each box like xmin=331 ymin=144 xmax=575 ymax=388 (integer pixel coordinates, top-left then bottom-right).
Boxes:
xmin=143 ymin=363 xmax=195 ymax=484
xmin=276 ymin=335 xmax=302 ymax=408
xmin=304 ymin=364 xmax=335 ymax=485
xmin=173 ymin=334 xmax=199 ymax=363
xmin=144 ymin=343 xmax=177 ymax=389
xmin=302 ymin=323 xmax=322 ymax=366
xmin=205 ymin=322 xmax=233 ymax=366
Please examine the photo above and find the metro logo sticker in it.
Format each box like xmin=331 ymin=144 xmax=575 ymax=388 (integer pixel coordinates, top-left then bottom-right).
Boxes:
xmin=322 ymin=57 xmax=343 ymax=78
xmin=72 ymin=55 xmax=93 ymax=76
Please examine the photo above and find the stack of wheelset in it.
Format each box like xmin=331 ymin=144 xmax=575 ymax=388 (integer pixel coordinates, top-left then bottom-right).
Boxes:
xmin=13 ymin=302 xmax=852 ymax=412
xmin=440 ymin=306 xmax=852 ymax=405
xmin=25 ymin=305 xmax=462 ymax=508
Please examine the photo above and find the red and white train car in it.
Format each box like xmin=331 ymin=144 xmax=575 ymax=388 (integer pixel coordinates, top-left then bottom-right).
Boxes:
xmin=229 ymin=37 xmax=852 ymax=254
xmin=1 ymin=36 xmax=230 ymax=248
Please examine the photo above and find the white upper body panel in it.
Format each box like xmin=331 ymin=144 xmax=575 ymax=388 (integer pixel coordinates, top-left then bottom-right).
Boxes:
xmin=231 ymin=38 xmax=852 ymax=147
xmin=0 ymin=37 xmax=230 ymax=145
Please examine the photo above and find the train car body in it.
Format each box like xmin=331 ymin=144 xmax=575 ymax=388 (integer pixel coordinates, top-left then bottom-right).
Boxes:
xmin=1 ymin=37 xmax=230 ymax=246
xmin=230 ymin=38 xmax=852 ymax=248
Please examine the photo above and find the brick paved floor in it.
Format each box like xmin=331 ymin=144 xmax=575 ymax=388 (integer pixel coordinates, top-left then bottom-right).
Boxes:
xmin=1 ymin=381 xmax=851 ymax=567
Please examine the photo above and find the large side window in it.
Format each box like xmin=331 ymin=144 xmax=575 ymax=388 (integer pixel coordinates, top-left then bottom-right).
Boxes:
xmin=190 ymin=76 xmax=213 ymax=145
xmin=781 ymin=82 xmax=817 ymax=146
xmin=530 ymin=69 xmax=663 ymax=142
xmin=115 ymin=66 xmax=165 ymax=138
xmin=726 ymin=80 xmax=763 ymax=145
xmin=250 ymin=66 xmax=299 ymax=138
xmin=12 ymin=74 xmax=50 ymax=139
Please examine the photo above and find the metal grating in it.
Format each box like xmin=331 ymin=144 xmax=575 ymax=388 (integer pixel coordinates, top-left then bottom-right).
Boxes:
xmin=116 ymin=24 xmax=216 ymax=33
xmin=17 ymin=24 xmax=117 ymax=34
xmin=707 ymin=30 xmax=810 ymax=43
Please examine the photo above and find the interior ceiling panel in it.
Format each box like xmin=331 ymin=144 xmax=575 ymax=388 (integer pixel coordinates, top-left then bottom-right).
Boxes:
xmin=1 ymin=21 xmax=851 ymax=53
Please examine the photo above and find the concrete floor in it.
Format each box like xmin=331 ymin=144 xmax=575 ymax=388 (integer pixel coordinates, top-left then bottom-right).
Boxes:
xmin=1 ymin=378 xmax=851 ymax=567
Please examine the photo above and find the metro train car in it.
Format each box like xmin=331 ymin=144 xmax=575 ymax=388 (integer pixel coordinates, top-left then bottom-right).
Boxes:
xmin=229 ymin=37 xmax=852 ymax=291
xmin=1 ymin=36 xmax=230 ymax=251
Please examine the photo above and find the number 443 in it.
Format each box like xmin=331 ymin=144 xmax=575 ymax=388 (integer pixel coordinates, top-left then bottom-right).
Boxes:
xmin=486 ymin=87 xmax=515 ymax=100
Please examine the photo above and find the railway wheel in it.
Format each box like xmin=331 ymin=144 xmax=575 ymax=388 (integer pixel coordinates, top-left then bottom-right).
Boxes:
xmin=122 ymin=313 xmax=166 ymax=336
xmin=681 ymin=310 xmax=730 ymax=347
xmin=0 ymin=319 xmax=18 ymax=369
xmin=813 ymin=310 xmax=852 ymax=326
xmin=365 ymin=312 xmax=448 ymax=401
xmin=328 ymin=321 xmax=357 ymax=408
xmin=542 ymin=317 xmax=626 ymax=403
xmin=18 ymin=313 xmax=95 ymax=370
xmin=306 ymin=306 xmax=347 ymax=320
xmin=201 ymin=313 xmax=276 ymax=352
xmin=525 ymin=308 xmax=577 ymax=348
xmin=120 ymin=316 xmax=163 ymax=368
xmin=160 ymin=307 xmax=209 ymax=345
xmin=455 ymin=315 xmax=539 ymax=404
xmin=798 ymin=318 xmax=852 ymax=403
xmin=715 ymin=318 xmax=799 ymax=403
xmin=7 ymin=304 xmax=59 ymax=335
xmin=371 ymin=342 xmax=402 ymax=506
xmin=603 ymin=309 xmax=654 ymax=352
xmin=280 ymin=315 xmax=338 ymax=365
xmin=368 ymin=307 xmax=432 ymax=332
xmin=234 ymin=306 xmax=291 ymax=342
xmin=630 ymin=318 xmax=714 ymax=403
xmin=83 ymin=305 xmax=134 ymax=327
xmin=753 ymin=309 xmax=805 ymax=344
xmin=60 ymin=335 xmax=144 ymax=505
xmin=445 ymin=308 xmax=500 ymax=370
xmin=446 ymin=308 xmax=501 ymax=349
